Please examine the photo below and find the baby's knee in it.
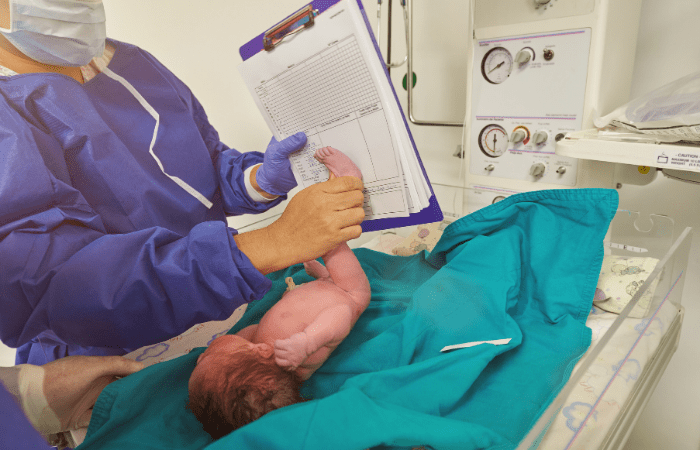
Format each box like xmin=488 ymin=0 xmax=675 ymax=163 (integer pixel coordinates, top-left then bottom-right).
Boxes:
xmin=350 ymin=291 xmax=371 ymax=311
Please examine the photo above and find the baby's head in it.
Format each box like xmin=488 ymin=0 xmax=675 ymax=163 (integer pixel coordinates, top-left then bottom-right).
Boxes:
xmin=187 ymin=334 xmax=304 ymax=439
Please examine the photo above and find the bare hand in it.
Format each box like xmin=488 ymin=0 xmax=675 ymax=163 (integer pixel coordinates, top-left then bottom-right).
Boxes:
xmin=274 ymin=332 xmax=311 ymax=371
xmin=42 ymin=356 xmax=144 ymax=431
xmin=235 ymin=176 xmax=365 ymax=274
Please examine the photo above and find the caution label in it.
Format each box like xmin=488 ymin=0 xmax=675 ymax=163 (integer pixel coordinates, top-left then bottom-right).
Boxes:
xmin=654 ymin=148 xmax=700 ymax=172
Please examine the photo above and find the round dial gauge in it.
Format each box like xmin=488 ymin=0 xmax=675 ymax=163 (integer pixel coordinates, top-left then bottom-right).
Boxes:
xmin=478 ymin=124 xmax=509 ymax=158
xmin=481 ymin=47 xmax=513 ymax=84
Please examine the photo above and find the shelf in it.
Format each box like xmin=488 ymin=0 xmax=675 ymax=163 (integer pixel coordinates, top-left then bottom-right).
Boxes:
xmin=555 ymin=129 xmax=700 ymax=174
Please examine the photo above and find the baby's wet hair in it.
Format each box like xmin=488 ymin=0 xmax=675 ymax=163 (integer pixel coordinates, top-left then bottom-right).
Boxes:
xmin=187 ymin=349 xmax=304 ymax=439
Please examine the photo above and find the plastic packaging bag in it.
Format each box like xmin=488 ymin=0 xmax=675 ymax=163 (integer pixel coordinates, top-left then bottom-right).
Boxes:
xmin=595 ymin=70 xmax=700 ymax=143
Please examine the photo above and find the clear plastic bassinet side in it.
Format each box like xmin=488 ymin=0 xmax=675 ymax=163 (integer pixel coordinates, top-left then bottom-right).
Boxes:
xmin=518 ymin=211 xmax=692 ymax=450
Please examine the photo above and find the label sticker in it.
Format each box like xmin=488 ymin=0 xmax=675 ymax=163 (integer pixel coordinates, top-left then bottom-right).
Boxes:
xmin=440 ymin=338 xmax=513 ymax=353
xmin=654 ymin=148 xmax=700 ymax=172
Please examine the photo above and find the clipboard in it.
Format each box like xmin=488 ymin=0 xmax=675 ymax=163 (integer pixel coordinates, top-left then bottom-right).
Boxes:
xmin=239 ymin=0 xmax=443 ymax=232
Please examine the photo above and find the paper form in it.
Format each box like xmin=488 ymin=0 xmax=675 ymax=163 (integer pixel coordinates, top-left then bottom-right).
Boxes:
xmin=239 ymin=0 xmax=430 ymax=220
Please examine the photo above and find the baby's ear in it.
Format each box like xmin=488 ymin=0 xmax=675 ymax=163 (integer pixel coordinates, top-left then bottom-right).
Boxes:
xmin=253 ymin=343 xmax=274 ymax=359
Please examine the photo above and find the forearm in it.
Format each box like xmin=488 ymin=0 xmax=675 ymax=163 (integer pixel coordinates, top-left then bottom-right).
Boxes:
xmin=218 ymin=151 xmax=286 ymax=215
xmin=0 ymin=365 xmax=61 ymax=435
xmin=0 ymin=366 xmax=21 ymax=406
xmin=0 ymin=382 xmax=53 ymax=449
xmin=233 ymin=227 xmax=298 ymax=275
xmin=249 ymin=165 xmax=279 ymax=200
xmin=45 ymin=223 xmax=269 ymax=348
xmin=2 ymin=221 xmax=268 ymax=349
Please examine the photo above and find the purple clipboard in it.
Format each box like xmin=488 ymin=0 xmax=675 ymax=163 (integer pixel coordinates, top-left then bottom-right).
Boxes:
xmin=239 ymin=0 xmax=443 ymax=232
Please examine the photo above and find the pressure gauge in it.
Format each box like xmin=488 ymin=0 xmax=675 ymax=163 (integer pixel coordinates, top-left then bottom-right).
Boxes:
xmin=481 ymin=47 xmax=513 ymax=84
xmin=478 ymin=124 xmax=509 ymax=158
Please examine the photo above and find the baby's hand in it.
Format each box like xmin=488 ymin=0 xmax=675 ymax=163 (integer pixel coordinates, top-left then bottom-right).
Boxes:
xmin=274 ymin=332 xmax=310 ymax=371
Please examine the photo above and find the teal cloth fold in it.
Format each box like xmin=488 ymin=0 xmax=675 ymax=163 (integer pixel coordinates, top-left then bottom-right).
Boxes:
xmin=78 ymin=188 xmax=618 ymax=450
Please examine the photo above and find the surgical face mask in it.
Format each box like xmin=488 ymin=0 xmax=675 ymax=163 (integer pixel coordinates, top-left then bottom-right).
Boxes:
xmin=0 ymin=0 xmax=106 ymax=67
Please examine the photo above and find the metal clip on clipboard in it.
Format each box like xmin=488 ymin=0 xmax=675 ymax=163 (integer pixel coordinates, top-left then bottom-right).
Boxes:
xmin=263 ymin=5 xmax=319 ymax=51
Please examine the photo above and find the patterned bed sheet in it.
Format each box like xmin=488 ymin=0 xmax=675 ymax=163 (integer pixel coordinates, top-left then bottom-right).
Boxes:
xmin=537 ymin=299 xmax=678 ymax=449
xmin=123 ymin=304 xmax=249 ymax=366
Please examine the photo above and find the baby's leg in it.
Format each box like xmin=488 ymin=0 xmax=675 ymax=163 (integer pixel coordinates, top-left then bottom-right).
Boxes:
xmin=314 ymin=147 xmax=362 ymax=180
xmin=312 ymin=147 xmax=369 ymax=307
xmin=321 ymin=243 xmax=371 ymax=312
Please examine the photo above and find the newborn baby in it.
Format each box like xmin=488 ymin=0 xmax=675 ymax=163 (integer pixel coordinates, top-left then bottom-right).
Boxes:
xmin=188 ymin=147 xmax=370 ymax=439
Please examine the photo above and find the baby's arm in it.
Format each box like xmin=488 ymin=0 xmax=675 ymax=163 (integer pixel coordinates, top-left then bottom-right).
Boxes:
xmin=274 ymin=301 xmax=355 ymax=371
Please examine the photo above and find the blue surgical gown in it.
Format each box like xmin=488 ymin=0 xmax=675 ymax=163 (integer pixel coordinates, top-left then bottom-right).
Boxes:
xmin=0 ymin=39 xmax=283 ymax=365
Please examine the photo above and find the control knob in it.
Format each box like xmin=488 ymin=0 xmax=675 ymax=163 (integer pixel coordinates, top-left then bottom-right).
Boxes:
xmin=532 ymin=130 xmax=549 ymax=145
xmin=510 ymin=129 xmax=527 ymax=144
xmin=530 ymin=162 xmax=546 ymax=177
xmin=515 ymin=49 xmax=532 ymax=65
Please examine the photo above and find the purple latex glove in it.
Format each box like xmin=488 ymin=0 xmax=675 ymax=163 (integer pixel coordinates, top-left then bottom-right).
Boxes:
xmin=255 ymin=132 xmax=308 ymax=196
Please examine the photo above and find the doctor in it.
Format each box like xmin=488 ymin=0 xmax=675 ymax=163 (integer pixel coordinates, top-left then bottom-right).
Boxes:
xmin=0 ymin=0 xmax=365 ymax=365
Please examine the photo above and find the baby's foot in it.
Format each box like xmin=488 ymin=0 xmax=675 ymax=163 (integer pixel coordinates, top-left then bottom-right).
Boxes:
xmin=303 ymin=260 xmax=330 ymax=279
xmin=314 ymin=147 xmax=362 ymax=180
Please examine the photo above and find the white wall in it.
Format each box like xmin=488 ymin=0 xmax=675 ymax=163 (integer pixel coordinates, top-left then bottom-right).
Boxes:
xmin=619 ymin=1 xmax=700 ymax=448
xmin=101 ymin=0 xmax=469 ymax=186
